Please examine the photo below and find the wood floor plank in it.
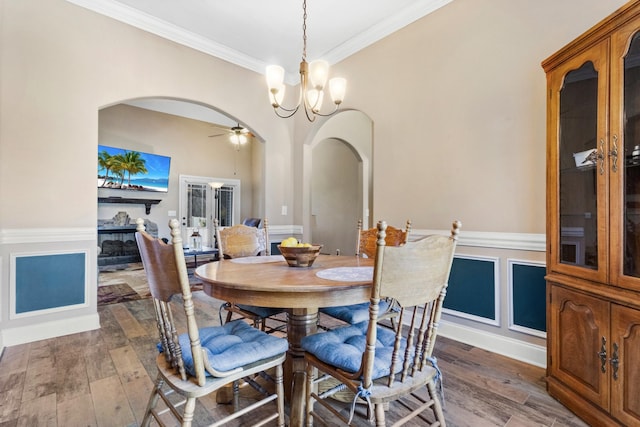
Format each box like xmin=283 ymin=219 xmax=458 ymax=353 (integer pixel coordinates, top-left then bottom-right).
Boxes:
xmin=89 ymin=375 xmax=136 ymax=427
xmin=20 ymin=341 xmax=56 ymax=403
xmin=84 ymin=345 xmax=117 ymax=383
xmin=126 ymin=335 xmax=160 ymax=380
xmin=505 ymin=414 xmax=549 ymax=427
xmin=0 ymin=372 xmax=25 ymax=423
xmin=16 ymin=393 xmax=56 ymax=427
xmin=438 ymin=379 xmax=513 ymax=427
xmin=110 ymin=345 xmax=149 ymax=383
xmin=108 ymin=304 xmax=147 ymax=339
xmin=0 ymin=344 xmax=30 ymax=376
xmin=119 ymin=376 xmax=154 ymax=425
xmin=521 ymin=390 xmax=588 ymax=427
xmin=97 ymin=306 xmax=130 ymax=349
xmin=55 ymin=352 xmax=90 ymax=403
xmin=56 ymin=393 xmax=97 ymax=427
xmin=438 ymin=357 xmax=531 ymax=404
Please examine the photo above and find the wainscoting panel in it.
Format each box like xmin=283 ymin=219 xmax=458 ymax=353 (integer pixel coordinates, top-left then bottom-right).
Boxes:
xmin=444 ymin=254 xmax=500 ymax=326
xmin=508 ymin=259 xmax=547 ymax=338
xmin=11 ymin=250 xmax=89 ymax=319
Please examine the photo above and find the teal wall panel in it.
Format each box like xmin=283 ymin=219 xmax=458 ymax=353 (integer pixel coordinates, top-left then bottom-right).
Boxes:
xmin=511 ymin=263 xmax=546 ymax=332
xmin=15 ymin=252 xmax=86 ymax=313
xmin=445 ymin=257 xmax=496 ymax=321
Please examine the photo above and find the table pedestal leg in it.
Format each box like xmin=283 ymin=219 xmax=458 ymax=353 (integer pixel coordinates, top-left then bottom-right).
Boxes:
xmin=285 ymin=308 xmax=318 ymax=427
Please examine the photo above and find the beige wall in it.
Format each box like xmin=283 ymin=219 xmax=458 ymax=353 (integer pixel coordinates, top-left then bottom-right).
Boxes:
xmin=322 ymin=0 xmax=628 ymax=233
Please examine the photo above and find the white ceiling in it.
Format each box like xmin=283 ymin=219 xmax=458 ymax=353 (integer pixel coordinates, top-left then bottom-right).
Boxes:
xmin=70 ymin=0 xmax=452 ymax=127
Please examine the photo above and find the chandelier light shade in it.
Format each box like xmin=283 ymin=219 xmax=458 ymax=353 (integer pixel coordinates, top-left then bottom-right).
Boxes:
xmin=266 ymin=0 xmax=346 ymax=121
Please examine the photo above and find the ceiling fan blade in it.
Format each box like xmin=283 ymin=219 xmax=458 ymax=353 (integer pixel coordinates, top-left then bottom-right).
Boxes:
xmin=208 ymin=132 xmax=226 ymax=138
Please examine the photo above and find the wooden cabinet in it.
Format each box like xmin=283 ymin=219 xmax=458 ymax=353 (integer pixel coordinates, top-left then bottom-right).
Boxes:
xmin=543 ymin=2 xmax=640 ymax=426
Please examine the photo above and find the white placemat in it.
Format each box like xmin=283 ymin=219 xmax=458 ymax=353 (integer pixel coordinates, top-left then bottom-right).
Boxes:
xmin=316 ymin=266 xmax=373 ymax=282
xmin=230 ymin=255 xmax=285 ymax=264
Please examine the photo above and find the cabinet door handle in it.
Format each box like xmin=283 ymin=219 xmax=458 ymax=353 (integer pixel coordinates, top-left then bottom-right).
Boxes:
xmin=598 ymin=336 xmax=607 ymax=373
xmin=609 ymin=135 xmax=618 ymax=173
xmin=610 ymin=342 xmax=619 ymax=380
xmin=598 ymin=140 xmax=606 ymax=175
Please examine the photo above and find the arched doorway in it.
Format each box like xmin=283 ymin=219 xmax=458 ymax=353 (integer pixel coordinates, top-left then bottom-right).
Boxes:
xmin=97 ymin=97 xmax=265 ymax=266
xmin=302 ymin=110 xmax=373 ymax=255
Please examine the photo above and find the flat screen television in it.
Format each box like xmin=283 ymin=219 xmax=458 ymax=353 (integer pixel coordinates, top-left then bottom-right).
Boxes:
xmin=98 ymin=145 xmax=171 ymax=193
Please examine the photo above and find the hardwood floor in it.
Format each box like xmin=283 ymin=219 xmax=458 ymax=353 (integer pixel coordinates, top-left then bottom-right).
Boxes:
xmin=0 ymin=288 xmax=588 ymax=426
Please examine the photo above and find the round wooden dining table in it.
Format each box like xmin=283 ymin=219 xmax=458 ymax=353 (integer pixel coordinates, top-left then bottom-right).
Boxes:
xmin=194 ymin=254 xmax=374 ymax=427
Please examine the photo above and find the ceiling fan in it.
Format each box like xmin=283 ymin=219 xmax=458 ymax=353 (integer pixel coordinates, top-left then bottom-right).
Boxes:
xmin=208 ymin=123 xmax=252 ymax=149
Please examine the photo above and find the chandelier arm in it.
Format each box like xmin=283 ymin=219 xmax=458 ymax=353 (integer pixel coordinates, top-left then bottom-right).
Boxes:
xmin=303 ymin=108 xmax=318 ymax=122
xmin=271 ymin=100 xmax=300 ymax=113
xmin=269 ymin=86 xmax=303 ymax=114
xmin=310 ymin=104 xmax=341 ymax=117
xmin=273 ymin=105 xmax=301 ymax=119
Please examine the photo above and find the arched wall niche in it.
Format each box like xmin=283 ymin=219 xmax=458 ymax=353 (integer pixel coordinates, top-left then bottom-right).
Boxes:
xmin=97 ymin=96 xmax=266 ymax=240
xmin=302 ymin=110 xmax=374 ymax=247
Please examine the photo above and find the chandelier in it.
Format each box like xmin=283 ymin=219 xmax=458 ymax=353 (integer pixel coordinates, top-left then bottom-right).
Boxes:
xmin=265 ymin=0 xmax=346 ymax=122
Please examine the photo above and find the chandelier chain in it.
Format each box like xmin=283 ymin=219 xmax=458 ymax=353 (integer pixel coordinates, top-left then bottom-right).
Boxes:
xmin=302 ymin=0 xmax=307 ymax=62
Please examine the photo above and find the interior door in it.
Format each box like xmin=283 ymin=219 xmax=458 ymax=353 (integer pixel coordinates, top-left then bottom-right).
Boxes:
xmin=179 ymin=175 xmax=242 ymax=248
xmin=181 ymin=179 xmax=212 ymax=248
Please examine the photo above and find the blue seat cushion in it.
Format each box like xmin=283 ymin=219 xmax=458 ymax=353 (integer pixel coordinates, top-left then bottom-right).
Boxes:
xmin=301 ymin=321 xmax=406 ymax=380
xmin=320 ymin=300 xmax=391 ymax=324
xmin=235 ymin=304 xmax=284 ymax=319
xmin=177 ymin=320 xmax=288 ymax=376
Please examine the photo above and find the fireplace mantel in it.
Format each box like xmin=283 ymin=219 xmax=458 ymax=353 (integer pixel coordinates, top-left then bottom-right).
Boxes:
xmin=98 ymin=197 xmax=161 ymax=214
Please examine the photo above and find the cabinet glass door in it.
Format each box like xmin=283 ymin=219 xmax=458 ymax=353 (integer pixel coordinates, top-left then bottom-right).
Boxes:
xmin=548 ymin=39 xmax=609 ymax=283
xmin=558 ymin=62 xmax=600 ymax=270
xmin=622 ymin=33 xmax=640 ymax=279
xmin=611 ymin=21 xmax=640 ymax=290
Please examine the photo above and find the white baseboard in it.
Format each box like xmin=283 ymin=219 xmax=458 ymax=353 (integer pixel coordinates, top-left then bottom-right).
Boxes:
xmin=439 ymin=319 xmax=547 ymax=368
xmin=0 ymin=313 xmax=100 ymax=350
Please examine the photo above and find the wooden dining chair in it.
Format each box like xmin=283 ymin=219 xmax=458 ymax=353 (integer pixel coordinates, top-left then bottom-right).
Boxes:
xmin=215 ymin=218 xmax=287 ymax=333
xmin=319 ymin=219 xmax=411 ymax=328
xmin=303 ymin=219 xmax=461 ymax=426
xmin=135 ymin=218 xmax=288 ymax=427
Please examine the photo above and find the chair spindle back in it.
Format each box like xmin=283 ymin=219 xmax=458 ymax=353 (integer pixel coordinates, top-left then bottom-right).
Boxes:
xmin=135 ymin=218 xmax=207 ymax=386
xmin=364 ymin=220 xmax=460 ymax=389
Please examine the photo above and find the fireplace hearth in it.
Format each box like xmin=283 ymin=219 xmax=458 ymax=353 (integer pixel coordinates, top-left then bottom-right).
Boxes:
xmin=98 ymin=212 xmax=157 ymax=269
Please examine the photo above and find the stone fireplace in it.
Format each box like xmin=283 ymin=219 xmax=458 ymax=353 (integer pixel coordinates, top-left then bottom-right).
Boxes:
xmin=98 ymin=211 xmax=157 ymax=268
